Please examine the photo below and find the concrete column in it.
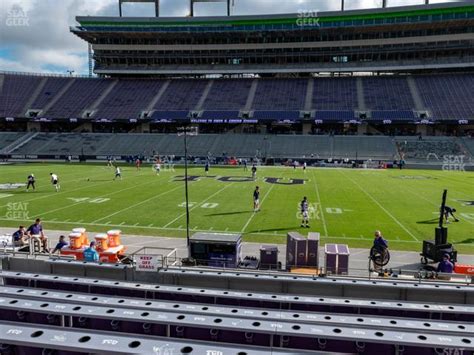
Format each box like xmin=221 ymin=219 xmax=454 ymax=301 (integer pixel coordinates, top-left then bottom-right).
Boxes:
xmin=302 ymin=123 xmax=312 ymax=135
xmin=73 ymin=122 xmax=93 ymax=133
xmin=416 ymin=125 xmax=428 ymax=136
xmin=357 ymin=123 xmax=368 ymax=135
xmin=26 ymin=121 xmax=41 ymax=132
xmin=139 ymin=123 xmax=150 ymax=133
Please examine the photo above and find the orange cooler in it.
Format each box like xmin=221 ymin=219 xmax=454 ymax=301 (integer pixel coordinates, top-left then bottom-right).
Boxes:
xmin=69 ymin=233 xmax=83 ymax=250
xmin=95 ymin=234 xmax=109 ymax=252
xmin=455 ymin=264 xmax=474 ymax=275
xmin=107 ymin=230 xmax=122 ymax=248
xmin=72 ymin=228 xmax=89 ymax=246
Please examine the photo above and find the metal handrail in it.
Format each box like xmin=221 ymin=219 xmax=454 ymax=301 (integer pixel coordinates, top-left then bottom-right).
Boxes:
xmin=163 ymin=256 xmax=474 ymax=286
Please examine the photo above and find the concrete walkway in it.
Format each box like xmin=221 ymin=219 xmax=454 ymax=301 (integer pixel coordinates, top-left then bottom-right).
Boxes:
xmin=2 ymin=227 xmax=473 ymax=275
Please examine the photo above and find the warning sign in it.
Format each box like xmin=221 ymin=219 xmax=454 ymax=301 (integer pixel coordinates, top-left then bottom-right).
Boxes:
xmin=136 ymin=255 xmax=159 ymax=272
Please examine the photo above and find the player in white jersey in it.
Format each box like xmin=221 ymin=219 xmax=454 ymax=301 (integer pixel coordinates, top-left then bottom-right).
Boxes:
xmin=114 ymin=166 xmax=122 ymax=180
xmin=50 ymin=173 xmax=60 ymax=192
xmin=155 ymin=162 xmax=161 ymax=175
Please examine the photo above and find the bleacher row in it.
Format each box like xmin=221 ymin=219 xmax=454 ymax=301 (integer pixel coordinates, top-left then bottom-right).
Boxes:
xmin=1 ymin=132 xmax=471 ymax=161
xmin=0 ymin=73 xmax=473 ymax=120
xmin=0 ymin=266 xmax=472 ymax=354
xmin=1 ymin=132 xmax=400 ymax=159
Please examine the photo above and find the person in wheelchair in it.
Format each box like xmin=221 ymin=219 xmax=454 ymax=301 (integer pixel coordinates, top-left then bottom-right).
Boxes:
xmin=371 ymin=230 xmax=389 ymax=272
xmin=373 ymin=230 xmax=388 ymax=251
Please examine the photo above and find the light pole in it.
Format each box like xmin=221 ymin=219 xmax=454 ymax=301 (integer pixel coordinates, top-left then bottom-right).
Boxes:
xmin=178 ymin=126 xmax=198 ymax=250
xmin=67 ymin=70 xmax=75 ymax=76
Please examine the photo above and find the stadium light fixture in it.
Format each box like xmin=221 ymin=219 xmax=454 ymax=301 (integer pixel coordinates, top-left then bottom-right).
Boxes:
xmin=190 ymin=0 xmax=232 ymax=17
xmin=117 ymin=0 xmax=232 ymax=17
xmin=118 ymin=0 xmax=160 ymax=17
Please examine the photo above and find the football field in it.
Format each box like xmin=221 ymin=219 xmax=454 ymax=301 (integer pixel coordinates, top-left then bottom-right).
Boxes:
xmin=0 ymin=163 xmax=473 ymax=253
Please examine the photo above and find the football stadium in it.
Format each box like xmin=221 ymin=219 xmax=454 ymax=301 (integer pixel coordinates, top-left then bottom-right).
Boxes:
xmin=0 ymin=0 xmax=473 ymax=353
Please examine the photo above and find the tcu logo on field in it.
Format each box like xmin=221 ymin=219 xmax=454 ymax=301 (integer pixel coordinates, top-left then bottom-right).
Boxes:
xmin=173 ymin=176 xmax=306 ymax=185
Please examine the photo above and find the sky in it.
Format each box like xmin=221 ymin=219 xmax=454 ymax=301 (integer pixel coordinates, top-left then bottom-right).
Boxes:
xmin=0 ymin=0 xmax=461 ymax=75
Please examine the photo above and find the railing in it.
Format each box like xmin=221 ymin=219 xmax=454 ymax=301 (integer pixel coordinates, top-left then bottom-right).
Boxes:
xmin=166 ymin=256 xmax=474 ymax=286
xmin=0 ymin=239 xmax=471 ymax=285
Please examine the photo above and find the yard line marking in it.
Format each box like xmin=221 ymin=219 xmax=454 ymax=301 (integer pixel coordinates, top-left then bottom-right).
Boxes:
xmin=209 ymin=227 xmax=214 ymax=231
xmin=77 ymin=220 xmax=83 ymax=223
xmin=0 ymin=170 xmax=114 ymax=208
xmin=64 ymin=219 xmax=70 ymax=222
xmin=119 ymin=222 xmax=125 ymax=225
xmin=404 ymin=185 xmax=474 ymax=226
xmin=240 ymin=183 xmax=276 ymax=233
xmin=92 ymin=184 xmax=182 ymax=223
xmin=105 ymin=221 xmax=111 ymax=225
xmin=340 ymin=170 xmax=419 ymax=242
xmin=177 ymin=225 xmax=182 ymax=229
xmin=162 ymin=183 xmax=233 ymax=228
xmin=35 ymin=178 xmax=163 ymax=218
xmin=133 ymin=223 xmax=139 ymax=226
xmin=2 ymin=217 xmax=472 ymax=246
xmin=148 ymin=224 xmax=154 ymax=227
xmin=311 ymin=169 xmax=328 ymax=237
xmin=225 ymin=228 xmax=229 ymax=232
xmin=0 ymin=166 xmax=99 ymax=183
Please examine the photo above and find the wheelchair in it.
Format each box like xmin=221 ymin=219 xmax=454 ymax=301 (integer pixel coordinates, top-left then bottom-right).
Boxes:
xmin=369 ymin=246 xmax=390 ymax=271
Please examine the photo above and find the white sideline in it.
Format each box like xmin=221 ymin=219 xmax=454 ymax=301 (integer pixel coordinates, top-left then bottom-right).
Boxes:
xmin=2 ymin=217 xmax=473 ymax=246
xmin=92 ymin=183 xmax=183 ymax=223
xmin=38 ymin=178 xmax=163 ymax=218
xmin=311 ymin=169 xmax=329 ymax=237
xmin=240 ymin=183 xmax=275 ymax=233
xmin=340 ymin=170 xmax=419 ymax=242
xmin=0 ymin=217 xmax=457 ymax=245
xmin=0 ymin=168 xmax=114 ymax=208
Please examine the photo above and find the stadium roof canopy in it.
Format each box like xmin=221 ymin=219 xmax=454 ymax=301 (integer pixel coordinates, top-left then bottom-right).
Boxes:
xmin=75 ymin=2 xmax=473 ymax=29
xmin=71 ymin=1 xmax=474 ymax=76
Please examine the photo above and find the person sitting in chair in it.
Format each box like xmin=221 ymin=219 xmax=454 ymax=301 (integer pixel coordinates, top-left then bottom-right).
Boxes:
xmin=437 ymin=254 xmax=454 ymax=280
xmin=373 ymin=230 xmax=388 ymax=251
xmin=12 ymin=226 xmax=28 ymax=247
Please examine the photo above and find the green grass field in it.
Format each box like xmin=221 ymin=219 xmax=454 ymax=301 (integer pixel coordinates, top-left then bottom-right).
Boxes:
xmin=0 ymin=163 xmax=473 ymax=253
